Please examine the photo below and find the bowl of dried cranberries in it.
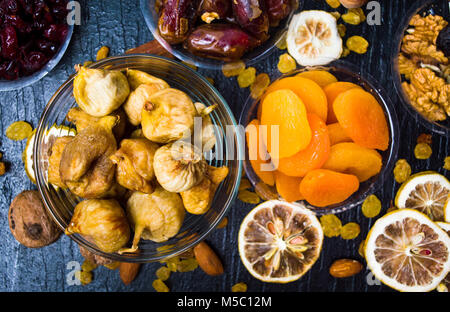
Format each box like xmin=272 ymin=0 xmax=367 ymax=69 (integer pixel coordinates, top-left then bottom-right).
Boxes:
xmin=0 ymin=0 xmax=73 ymax=91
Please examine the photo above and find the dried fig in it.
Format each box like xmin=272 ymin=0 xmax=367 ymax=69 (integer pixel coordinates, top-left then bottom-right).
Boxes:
xmin=120 ymin=188 xmax=185 ymax=252
xmin=153 ymin=142 xmax=207 ymax=193
xmin=59 ymin=116 xmax=118 ymax=199
xmin=194 ymin=102 xmax=217 ymax=152
xmin=79 ymin=245 xmax=113 ymax=266
xmin=9 ymin=190 xmax=61 ymax=248
xmin=66 ymin=199 xmax=130 ymax=253
xmin=123 ymin=83 xmax=168 ymax=126
xmin=110 ymin=138 xmax=159 ymax=194
xmin=141 ymin=88 xmax=197 ymax=143
xmin=48 ymin=136 xmax=73 ymax=188
xmin=73 ymin=66 xmax=130 ymax=117
xmin=126 ymin=69 xmax=169 ymax=91
xmin=66 ymin=107 xmax=127 ymax=141
xmin=180 ymin=165 xmax=228 ymax=214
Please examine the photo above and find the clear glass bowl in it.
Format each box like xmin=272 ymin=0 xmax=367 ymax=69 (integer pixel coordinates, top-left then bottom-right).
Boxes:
xmin=391 ymin=0 xmax=450 ymax=136
xmin=140 ymin=0 xmax=301 ymax=69
xmin=239 ymin=61 xmax=399 ymax=215
xmin=34 ymin=54 xmax=243 ymax=262
xmin=0 ymin=24 xmax=74 ymax=92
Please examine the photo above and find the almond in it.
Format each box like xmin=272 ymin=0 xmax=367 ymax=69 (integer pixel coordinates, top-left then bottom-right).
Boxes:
xmin=119 ymin=262 xmax=141 ymax=285
xmin=329 ymin=259 xmax=363 ymax=278
xmin=193 ymin=241 xmax=224 ymax=276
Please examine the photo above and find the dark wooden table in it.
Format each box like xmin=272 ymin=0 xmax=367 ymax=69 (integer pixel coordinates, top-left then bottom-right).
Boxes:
xmin=0 ymin=0 xmax=448 ymax=292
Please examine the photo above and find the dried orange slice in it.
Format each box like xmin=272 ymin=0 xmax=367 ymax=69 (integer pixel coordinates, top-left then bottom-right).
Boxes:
xmin=238 ymin=200 xmax=323 ymax=283
xmin=395 ymin=171 xmax=450 ymax=221
xmin=365 ymin=209 xmax=450 ymax=292
xmin=437 ymin=222 xmax=450 ymax=292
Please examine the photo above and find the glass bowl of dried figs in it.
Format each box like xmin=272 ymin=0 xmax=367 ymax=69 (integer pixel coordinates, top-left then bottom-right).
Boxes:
xmin=391 ymin=0 xmax=450 ymax=136
xmin=34 ymin=54 xmax=243 ymax=262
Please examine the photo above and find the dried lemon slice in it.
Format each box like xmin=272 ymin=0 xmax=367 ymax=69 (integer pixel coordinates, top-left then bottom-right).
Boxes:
xmin=365 ymin=209 xmax=450 ymax=292
xmin=437 ymin=222 xmax=450 ymax=292
xmin=287 ymin=10 xmax=342 ymax=66
xmin=395 ymin=171 xmax=450 ymax=221
xmin=445 ymin=195 xmax=450 ymax=223
xmin=238 ymin=200 xmax=323 ymax=283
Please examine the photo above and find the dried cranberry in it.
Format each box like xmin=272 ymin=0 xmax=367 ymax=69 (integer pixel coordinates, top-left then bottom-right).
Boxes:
xmin=0 ymin=25 xmax=19 ymax=59
xmin=22 ymin=51 xmax=47 ymax=73
xmin=5 ymin=14 xmax=32 ymax=33
xmin=18 ymin=0 xmax=33 ymax=15
xmin=36 ymin=38 xmax=57 ymax=54
xmin=43 ymin=23 xmax=58 ymax=40
xmin=51 ymin=4 xmax=66 ymax=20
xmin=5 ymin=0 xmax=20 ymax=14
xmin=2 ymin=59 xmax=19 ymax=79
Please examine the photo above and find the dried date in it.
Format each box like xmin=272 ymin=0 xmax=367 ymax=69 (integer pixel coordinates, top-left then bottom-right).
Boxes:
xmin=265 ymin=0 xmax=291 ymax=26
xmin=158 ymin=0 xmax=199 ymax=44
xmin=198 ymin=0 xmax=231 ymax=21
xmin=231 ymin=0 xmax=269 ymax=41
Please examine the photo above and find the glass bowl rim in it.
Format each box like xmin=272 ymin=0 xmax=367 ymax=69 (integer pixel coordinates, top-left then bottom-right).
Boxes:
xmin=34 ymin=54 xmax=244 ymax=262
xmin=139 ymin=0 xmax=300 ymax=70
xmin=390 ymin=0 xmax=450 ymax=136
xmin=0 ymin=23 xmax=74 ymax=92
xmin=239 ymin=59 xmax=400 ymax=215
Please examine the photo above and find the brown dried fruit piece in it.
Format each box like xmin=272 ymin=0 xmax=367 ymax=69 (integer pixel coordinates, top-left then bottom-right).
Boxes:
xmin=194 ymin=241 xmax=224 ymax=276
xmin=329 ymin=259 xmax=363 ymax=278
xmin=47 ymin=136 xmax=73 ymax=188
xmin=120 ymin=262 xmax=141 ymax=285
xmin=79 ymin=245 xmax=113 ymax=266
xmin=9 ymin=190 xmax=61 ymax=248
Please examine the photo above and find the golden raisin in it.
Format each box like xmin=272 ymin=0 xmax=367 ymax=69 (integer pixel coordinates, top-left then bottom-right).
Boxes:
xmin=0 ymin=162 xmax=5 ymax=176
xmin=325 ymin=0 xmax=340 ymax=9
xmin=81 ymin=260 xmax=97 ymax=272
xmin=238 ymin=189 xmax=261 ymax=204
xmin=276 ymin=32 xmax=287 ymax=50
xmin=342 ymin=8 xmax=366 ymax=25
xmin=237 ymin=67 xmax=256 ymax=88
xmin=393 ymin=159 xmax=411 ymax=183
xmin=341 ymin=222 xmax=360 ymax=240
xmin=414 ymin=143 xmax=432 ymax=159
xmin=206 ymin=77 xmax=214 ymax=85
xmin=222 ymin=61 xmax=246 ymax=77
xmin=417 ymin=133 xmax=432 ymax=145
xmin=437 ymin=283 xmax=449 ymax=292
xmin=358 ymin=240 xmax=365 ymax=258
xmin=177 ymin=258 xmax=199 ymax=272
xmin=346 ymin=36 xmax=369 ymax=54
xmin=239 ymin=178 xmax=252 ymax=191
xmin=320 ymin=214 xmax=342 ymax=238
xmin=75 ymin=270 xmax=92 ymax=285
xmin=277 ymin=53 xmax=296 ymax=74
xmin=156 ymin=266 xmax=171 ymax=281
xmin=330 ymin=11 xmax=341 ymax=20
xmin=341 ymin=47 xmax=350 ymax=57
xmin=361 ymin=194 xmax=382 ymax=218
xmin=250 ymin=73 xmax=270 ymax=99
xmin=83 ymin=60 xmax=93 ymax=67
xmin=103 ymin=262 xmax=120 ymax=270
xmin=337 ymin=24 xmax=346 ymax=37
xmin=217 ymin=217 xmax=228 ymax=229
xmin=6 ymin=121 xmax=33 ymax=141
xmin=232 ymin=282 xmax=248 ymax=292
xmin=152 ymin=279 xmax=170 ymax=292
xmin=96 ymin=46 xmax=109 ymax=61
xmin=444 ymin=156 xmax=450 ymax=170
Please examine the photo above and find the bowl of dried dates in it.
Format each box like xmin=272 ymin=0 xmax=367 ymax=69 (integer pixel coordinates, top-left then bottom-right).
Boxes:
xmin=392 ymin=0 xmax=450 ymax=136
xmin=0 ymin=0 xmax=73 ymax=91
xmin=140 ymin=0 xmax=300 ymax=69
xmin=33 ymin=54 xmax=243 ymax=262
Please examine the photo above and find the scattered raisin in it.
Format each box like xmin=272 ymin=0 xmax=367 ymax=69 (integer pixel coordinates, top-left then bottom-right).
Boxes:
xmin=152 ymin=279 xmax=170 ymax=292
xmin=361 ymin=194 xmax=382 ymax=218
xmin=232 ymin=282 xmax=248 ymax=292
xmin=320 ymin=215 xmax=342 ymax=238
xmin=393 ymin=159 xmax=411 ymax=183
xmin=6 ymin=121 xmax=33 ymax=141
xmin=414 ymin=143 xmax=432 ymax=159
xmin=222 ymin=61 xmax=246 ymax=77
xmin=238 ymin=189 xmax=261 ymax=204
xmin=341 ymin=222 xmax=360 ymax=240
xmin=156 ymin=266 xmax=171 ymax=281
xmin=237 ymin=67 xmax=256 ymax=88
xmin=250 ymin=73 xmax=270 ymax=99
xmin=96 ymin=46 xmax=110 ymax=61
xmin=277 ymin=53 xmax=296 ymax=74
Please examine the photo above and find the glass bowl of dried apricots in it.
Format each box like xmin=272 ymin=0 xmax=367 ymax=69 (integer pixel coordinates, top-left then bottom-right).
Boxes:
xmin=239 ymin=61 xmax=399 ymax=215
xmin=391 ymin=0 xmax=450 ymax=136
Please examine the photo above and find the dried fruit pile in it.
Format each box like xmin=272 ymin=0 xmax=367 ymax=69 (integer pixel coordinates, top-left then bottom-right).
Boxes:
xmin=247 ymin=70 xmax=389 ymax=207
xmin=0 ymin=0 xmax=69 ymax=80
xmin=157 ymin=0 xmax=294 ymax=61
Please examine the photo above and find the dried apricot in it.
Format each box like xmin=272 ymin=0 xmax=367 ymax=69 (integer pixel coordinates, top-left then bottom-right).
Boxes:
xmin=322 ymin=142 xmax=382 ymax=182
xmin=263 ymin=76 xmax=328 ymax=122
xmin=299 ymin=169 xmax=359 ymax=207
xmin=333 ymin=88 xmax=389 ymax=151
xmin=250 ymin=73 xmax=270 ymax=99
xmin=296 ymin=70 xmax=338 ymax=88
xmin=275 ymin=171 xmax=304 ymax=202
xmin=277 ymin=114 xmax=331 ymax=177
xmin=277 ymin=53 xmax=296 ymax=74
xmin=238 ymin=67 xmax=256 ymax=88
xmin=246 ymin=119 xmax=275 ymax=186
xmin=6 ymin=121 xmax=33 ymax=141
xmin=414 ymin=143 xmax=432 ymax=159
xmin=222 ymin=61 xmax=245 ymax=77
xmin=327 ymin=123 xmax=352 ymax=145
xmin=320 ymin=214 xmax=342 ymax=238
xmin=323 ymin=81 xmax=362 ymax=124
xmin=340 ymin=222 xmax=360 ymax=239
xmin=361 ymin=194 xmax=382 ymax=218
xmin=260 ymin=89 xmax=312 ymax=158
xmin=393 ymin=159 xmax=411 ymax=183
xmin=346 ymin=36 xmax=369 ymax=54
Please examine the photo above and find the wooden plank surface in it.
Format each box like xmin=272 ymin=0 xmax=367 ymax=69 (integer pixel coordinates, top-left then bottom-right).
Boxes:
xmin=0 ymin=0 xmax=448 ymax=292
